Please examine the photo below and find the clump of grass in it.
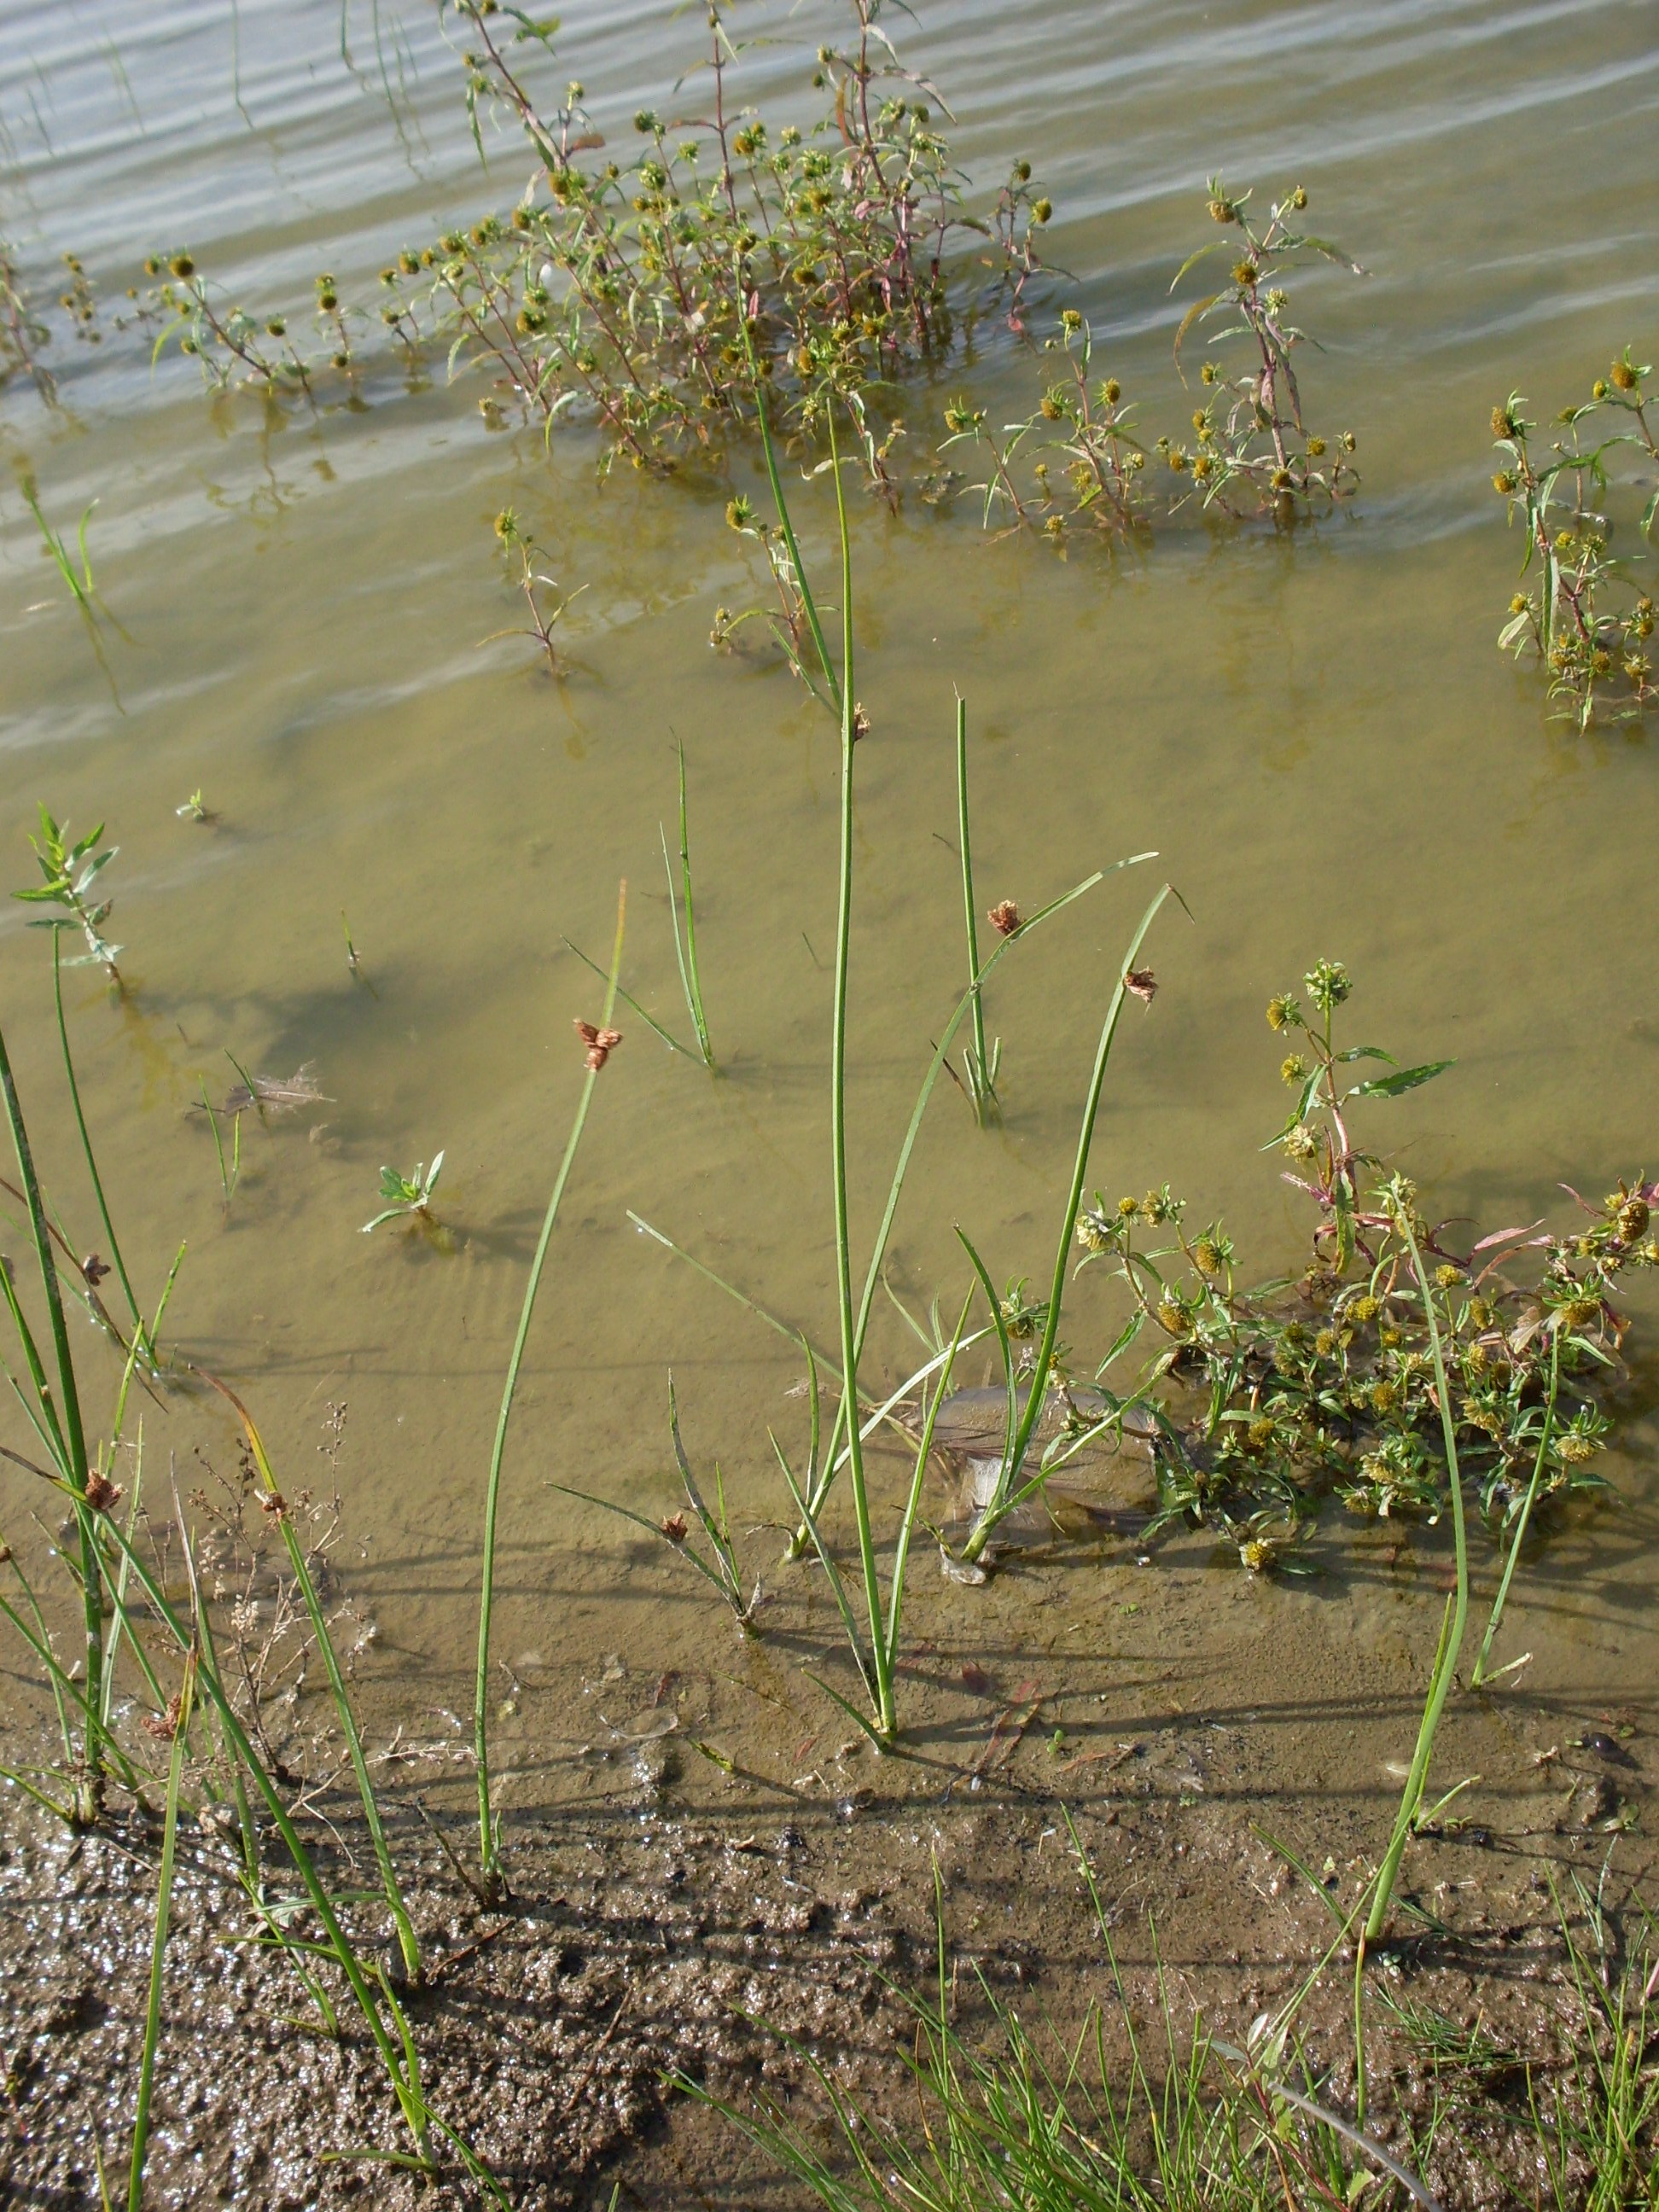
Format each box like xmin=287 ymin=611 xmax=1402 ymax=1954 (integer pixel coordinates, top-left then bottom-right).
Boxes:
xmin=405 ymin=1 xmax=1047 ymax=471
xmin=1492 ymin=357 xmax=1656 ymax=728
xmin=690 ymin=1835 xmax=1435 ymax=2212
xmin=0 ymin=939 xmax=509 ymax=2189
xmin=634 ymin=388 xmax=1161 ymax=1741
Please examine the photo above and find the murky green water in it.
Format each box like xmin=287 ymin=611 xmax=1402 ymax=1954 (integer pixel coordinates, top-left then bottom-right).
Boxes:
xmin=3 ymin=0 xmax=1657 ymax=1802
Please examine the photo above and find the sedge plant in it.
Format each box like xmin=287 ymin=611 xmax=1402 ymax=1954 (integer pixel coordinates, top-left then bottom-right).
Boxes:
xmin=474 ymin=882 xmax=626 ymax=1897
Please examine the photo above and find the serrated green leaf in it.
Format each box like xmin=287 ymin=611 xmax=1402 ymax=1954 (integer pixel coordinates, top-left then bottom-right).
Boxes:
xmin=1356 ymin=1058 xmax=1454 ymax=1099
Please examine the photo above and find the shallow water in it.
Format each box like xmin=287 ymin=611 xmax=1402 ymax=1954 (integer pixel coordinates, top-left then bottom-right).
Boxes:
xmin=2 ymin=0 xmax=1657 ymax=1810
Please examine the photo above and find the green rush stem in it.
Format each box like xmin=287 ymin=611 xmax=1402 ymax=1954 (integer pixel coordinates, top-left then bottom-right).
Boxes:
xmin=955 ymin=696 xmax=992 ymax=1121
xmin=1364 ymin=1218 xmax=1469 ymax=1945
xmin=129 ymin=1656 xmax=194 ymax=2212
xmin=674 ymin=740 xmax=713 ymax=1064
xmin=201 ymin=1080 xmax=230 ymax=1202
xmin=204 ymin=1377 xmax=421 ymax=1985
xmin=1471 ymin=1333 xmax=1560 ymax=1689
xmin=885 ymin=1287 xmax=973 ymax=1675
xmin=736 ymin=279 xmax=840 ymax=710
xmin=54 ymin=935 xmax=146 ymax=1348
xmin=824 ymin=401 xmax=890 ymax=1738
xmin=0 ymin=1014 xmax=103 ymax=1755
xmin=958 ymin=883 xmax=1173 ymax=1565
xmin=783 ymin=855 xmax=1140 ymax=1557
xmin=476 ymin=881 xmax=627 ymax=1888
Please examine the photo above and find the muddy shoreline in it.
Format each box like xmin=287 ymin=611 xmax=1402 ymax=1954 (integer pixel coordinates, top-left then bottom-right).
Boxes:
xmin=3 ymin=1646 xmax=1650 ymax=2210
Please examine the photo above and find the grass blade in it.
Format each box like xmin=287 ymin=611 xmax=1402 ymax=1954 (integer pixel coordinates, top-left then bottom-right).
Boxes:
xmin=128 ymin=1654 xmax=195 ymax=2212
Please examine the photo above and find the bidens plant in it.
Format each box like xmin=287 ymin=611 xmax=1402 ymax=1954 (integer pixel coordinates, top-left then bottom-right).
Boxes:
xmin=416 ymin=0 xmax=1049 ymax=469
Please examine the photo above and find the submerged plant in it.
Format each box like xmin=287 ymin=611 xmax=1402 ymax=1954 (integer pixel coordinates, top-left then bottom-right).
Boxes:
xmin=17 ymin=476 xmax=102 ymax=617
xmin=1492 ymin=359 xmax=1656 ymax=728
xmin=418 ymin=1 xmax=1047 ymax=470
xmin=1 ymin=234 xmax=55 ymax=401
xmin=13 ymin=804 xmax=123 ymax=981
xmin=663 ymin=740 xmax=714 ymax=1067
xmin=1167 ymin=180 xmax=1361 ymax=518
xmin=362 ymin=1151 xmax=445 ymax=1232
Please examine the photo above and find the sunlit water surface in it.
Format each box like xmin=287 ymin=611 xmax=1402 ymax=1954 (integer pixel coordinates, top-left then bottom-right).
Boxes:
xmin=2 ymin=0 xmax=1657 ymax=1819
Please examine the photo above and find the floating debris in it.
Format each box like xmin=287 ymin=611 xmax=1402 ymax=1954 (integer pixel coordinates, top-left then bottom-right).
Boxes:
xmin=219 ymin=1062 xmax=330 ymax=1115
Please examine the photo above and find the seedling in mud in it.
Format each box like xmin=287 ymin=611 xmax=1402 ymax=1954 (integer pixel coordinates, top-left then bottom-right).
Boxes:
xmin=362 ymin=1152 xmax=445 ymax=1232
xmin=1167 ymin=180 xmax=1361 ymax=517
xmin=1492 ymin=358 xmax=1657 ymax=727
xmin=175 ymin=789 xmax=210 ymax=823
xmin=483 ymin=507 xmax=580 ymax=674
xmin=13 ymin=805 xmax=123 ymax=981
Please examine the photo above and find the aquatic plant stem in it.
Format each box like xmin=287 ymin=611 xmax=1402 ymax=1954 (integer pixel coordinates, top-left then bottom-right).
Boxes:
xmin=129 ymin=1653 xmax=194 ymax=2212
xmin=824 ymin=403 xmax=892 ymax=1737
xmin=818 ymin=404 xmax=889 ymax=1727
xmin=1470 ymin=1334 xmax=1559 ymax=1689
xmin=1364 ymin=1214 xmax=1469 ymax=1945
xmin=955 ymin=696 xmax=995 ymax=1123
xmin=0 ymin=1014 xmax=102 ymax=1807
xmin=54 ymin=934 xmax=147 ymax=1354
xmin=664 ymin=739 xmax=713 ymax=1065
xmin=737 ymin=271 xmax=840 ymax=710
xmin=958 ymin=882 xmax=1174 ymax=1566
xmin=475 ymin=882 xmax=627 ymax=1891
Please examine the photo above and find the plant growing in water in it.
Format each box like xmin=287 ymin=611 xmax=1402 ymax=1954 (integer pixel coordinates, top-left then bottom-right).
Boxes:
xmin=1492 ymin=355 xmax=1656 ymax=728
xmin=13 ymin=804 xmax=123 ymax=981
xmin=1067 ymin=961 xmax=1640 ymax=1575
xmin=415 ymin=2 xmax=1048 ymax=470
xmin=362 ymin=1151 xmax=445 ymax=1232
xmin=484 ymin=505 xmax=580 ymax=673
xmin=1167 ymin=180 xmax=1361 ymax=517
